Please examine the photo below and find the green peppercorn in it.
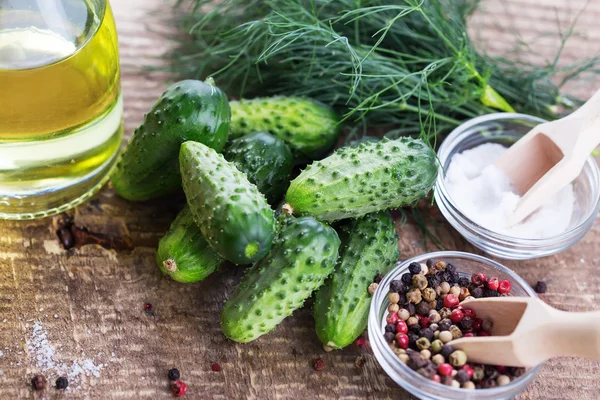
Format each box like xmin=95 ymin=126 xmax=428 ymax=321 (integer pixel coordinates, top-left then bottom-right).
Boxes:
xmin=412 ymin=274 xmax=428 ymax=290
xmin=415 ymin=300 xmax=431 ymax=316
xmin=473 ymin=366 xmax=485 ymax=382
xmin=399 ymin=353 xmax=409 ymax=364
xmin=449 ymin=325 xmax=463 ymax=339
xmin=449 ymin=350 xmax=467 ymax=367
xmin=416 ymin=337 xmax=431 ymax=350
xmin=439 ymin=307 xmax=452 ymax=319
xmin=448 ymin=285 xmax=461 ymax=296
xmin=388 ymin=292 xmax=400 ymax=304
xmin=430 ymin=339 xmax=443 ymax=354
xmin=420 ymin=349 xmax=431 ymax=360
xmin=406 ymin=288 xmax=422 ymax=304
xmin=422 ymin=287 xmax=437 ymax=302
xmin=388 ymin=303 xmax=400 ymax=313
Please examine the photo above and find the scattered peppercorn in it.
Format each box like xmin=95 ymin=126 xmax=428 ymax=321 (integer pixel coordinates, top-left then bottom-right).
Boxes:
xmin=210 ymin=362 xmax=222 ymax=372
xmin=313 ymin=358 xmax=325 ymax=371
xmin=144 ymin=303 xmax=153 ymax=313
xmin=368 ymin=282 xmax=379 ymax=296
xmin=55 ymin=376 xmax=68 ymax=390
xmin=168 ymin=368 xmax=181 ymax=381
xmin=534 ymin=281 xmax=547 ymax=294
xmin=31 ymin=375 xmax=46 ymax=391
xmin=355 ymin=337 xmax=369 ymax=348
xmin=57 ymin=227 xmax=75 ymax=250
xmin=171 ymin=380 xmax=188 ymax=397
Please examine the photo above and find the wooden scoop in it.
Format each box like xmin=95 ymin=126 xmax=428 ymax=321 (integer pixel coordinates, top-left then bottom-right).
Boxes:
xmin=450 ymin=297 xmax=600 ymax=367
xmin=495 ymin=89 xmax=600 ymax=226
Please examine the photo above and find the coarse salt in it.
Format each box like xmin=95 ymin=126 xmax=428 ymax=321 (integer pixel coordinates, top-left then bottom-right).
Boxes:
xmin=445 ymin=143 xmax=574 ymax=239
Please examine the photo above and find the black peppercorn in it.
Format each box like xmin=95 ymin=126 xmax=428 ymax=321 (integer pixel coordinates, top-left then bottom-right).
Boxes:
xmin=438 ymin=319 xmax=452 ymax=331
xmin=419 ymin=328 xmax=434 ymax=342
xmin=436 ymin=298 xmax=444 ymax=310
xmin=426 ymin=259 xmax=435 ymax=268
xmin=409 ymin=325 xmax=421 ymax=334
xmin=390 ymin=280 xmax=405 ymax=293
xmin=408 ymin=332 xmax=420 ymax=347
xmin=452 ymin=272 xmax=460 ymax=282
xmin=511 ymin=367 xmax=526 ymax=377
xmin=484 ymin=366 xmax=499 ymax=380
xmin=415 ymin=301 xmax=431 ymax=316
xmin=442 ymin=375 xmax=454 ymax=386
xmin=534 ymin=281 xmax=547 ymax=294
xmin=427 ymin=275 xmax=441 ymax=288
xmin=31 ymin=375 xmax=46 ymax=391
xmin=55 ymin=377 xmax=68 ymax=390
xmin=406 ymin=303 xmax=416 ymax=316
xmin=446 ymin=263 xmax=456 ymax=273
xmin=385 ymin=324 xmax=396 ymax=333
xmin=57 ymin=228 xmax=75 ymax=250
xmin=408 ymin=262 xmax=422 ymax=274
xmin=455 ymin=370 xmax=469 ymax=385
xmin=440 ymin=344 xmax=455 ymax=359
xmin=481 ymin=378 xmax=498 ymax=389
xmin=168 ymin=368 xmax=181 ymax=381
xmin=401 ymin=273 xmax=412 ymax=285
xmin=484 ymin=288 xmax=499 ymax=297
xmin=460 ymin=316 xmax=473 ymax=331
xmin=407 ymin=352 xmax=429 ymax=370
xmin=457 ymin=277 xmax=470 ymax=287
xmin=398 ymin=293 xmax=407 ymax=305
xmin=383 ymin=332 xmax=395 ymax=343
xmin=471 ymin=287 xmax=483 ymax=298
xmin=417 ymin=364 xmax=437 ymax=379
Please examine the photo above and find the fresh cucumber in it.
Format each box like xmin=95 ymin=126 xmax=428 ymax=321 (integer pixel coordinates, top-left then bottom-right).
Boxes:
xmin=156 ymin=206 xmax=224 ymax=283
xmin=229 ymin=96 xmax=341 ymax=159
xmin=314 ymin=212 xmax=399 ymax=349
xmin=220 ymin=216 xmax=340 ymax=343
xmin=179 ymin=141 xmax=276 ymax=265
xmin=284 ymin=137 xmax=437 ymax=222
xmin=111 ymin=79 xmax=230 ymax=201
xmin=223 ymin=131 xmax=293 ymax=205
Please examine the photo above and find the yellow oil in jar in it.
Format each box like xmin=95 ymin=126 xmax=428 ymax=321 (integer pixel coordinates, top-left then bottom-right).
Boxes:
xmin=0 ymin=0 xmax=123 ymax=219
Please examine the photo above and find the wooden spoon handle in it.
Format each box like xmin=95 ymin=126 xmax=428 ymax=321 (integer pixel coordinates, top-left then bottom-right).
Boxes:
xmin=547 ymin=308 xmax=600 ymax=361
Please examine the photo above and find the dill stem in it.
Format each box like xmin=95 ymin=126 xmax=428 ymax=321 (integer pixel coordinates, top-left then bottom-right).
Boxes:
xmin=401 ymin=104 xmax=462 ymax=125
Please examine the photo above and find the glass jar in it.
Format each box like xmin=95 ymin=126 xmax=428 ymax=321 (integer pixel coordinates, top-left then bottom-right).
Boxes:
xmin=0 ymin=0 xmax=122 ymax=219
xmin=368 ymin=251 xmax=541 ymax=400
xmin=434 ymin=113 xmax=600 ymax=259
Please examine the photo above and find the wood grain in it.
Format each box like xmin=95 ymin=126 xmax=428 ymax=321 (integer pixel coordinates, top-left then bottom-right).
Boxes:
xmin=1 ymin=0 xmax=599 ymax=398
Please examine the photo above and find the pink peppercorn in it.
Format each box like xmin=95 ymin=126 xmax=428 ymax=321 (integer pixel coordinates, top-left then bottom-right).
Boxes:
xmin=496 ymin=365 xmax=507 ymax=373
xmin=395 ymin=333 xmax=409 ymax=349
xmin=461 ymin=364 xmax=474 ymax=379
xmin=396 ymin=320 xmax=408 ymax=334
xmin=449 ymin=309 xmax=464 ymax=323
xmin=486 ymin=277 xmax=499 ymax=291
xmin=471 ymin=273 xmax=486 ymax=286
xmin=463 ymin=332 xmax=475 ymax=337
xmin=498 ymin=280 xmax=511 ymax=294
xmin=355 ymin=337 xmax=370 ymax=348
xmin=386 ymin=312 xmax=399 ymax=325
xmin=438 ymin=363 xmax=453 ymax=376
xmin=419 ymin=317 xmax=431 ymax=328
xmin=171 ymin=380 xmax=188 ymax=397
xmin=443 ymin=294 xmax=459 ymax=308
xmin=479 ymin=331 xmax=491 ymax=337
xmin=432 ymin=374 xmax=441 ymax=383
xmin=464 ymin=308 xmax=476 ymax=319
xmin=472 ymin=318 xmax=483 ymax=332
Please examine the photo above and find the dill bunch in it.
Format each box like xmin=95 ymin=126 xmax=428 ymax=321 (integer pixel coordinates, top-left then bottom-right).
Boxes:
xmin=168 ymin=0 xmax=599 ymax=140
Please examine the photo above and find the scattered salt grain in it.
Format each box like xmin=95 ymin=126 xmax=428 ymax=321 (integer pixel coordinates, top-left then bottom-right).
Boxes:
xmin=445 ymin=143 xmax=574 ymax=239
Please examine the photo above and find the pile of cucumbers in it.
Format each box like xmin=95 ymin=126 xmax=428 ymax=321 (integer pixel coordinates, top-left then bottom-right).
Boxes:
xmin=111 ymin=79 xmax=438 ymax=349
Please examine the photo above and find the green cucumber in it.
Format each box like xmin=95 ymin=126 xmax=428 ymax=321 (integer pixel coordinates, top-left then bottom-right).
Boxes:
xmin=220 ymin=215 xmax=340 ymax=343
xmin=111 ymin=79 xmax=230 ymax=201
xmin=223 ymin=132 xmax=293 ymax=205
xmin=314 ymin=212 xmax=399 ymax=349
xmin=179 ymin=141 xmax=276 ymax=265
xmin=156 ymin=206 xmax=224 ymax=283
xmin=284 ymin=137 xmax=437 ymax=222
xmin=230 ymin=96 xmax=341 ymax=159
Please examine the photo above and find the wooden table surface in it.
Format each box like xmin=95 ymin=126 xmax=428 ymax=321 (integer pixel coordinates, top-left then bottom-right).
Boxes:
xmin=1 ymin=0 xmax=600 ymax=399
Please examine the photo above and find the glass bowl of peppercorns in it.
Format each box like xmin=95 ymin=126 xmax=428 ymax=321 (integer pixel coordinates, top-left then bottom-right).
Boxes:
xmin=368 ymin=251 xmax=540 ymax=400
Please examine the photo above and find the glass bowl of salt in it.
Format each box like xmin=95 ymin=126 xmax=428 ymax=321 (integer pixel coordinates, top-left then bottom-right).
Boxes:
xmin=434 ymin=113 xmax=600 ymax=260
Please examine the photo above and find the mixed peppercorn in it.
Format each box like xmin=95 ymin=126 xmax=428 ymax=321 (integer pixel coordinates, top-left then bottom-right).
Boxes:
xmin=383 ymin=259 xmax=525 ymax=389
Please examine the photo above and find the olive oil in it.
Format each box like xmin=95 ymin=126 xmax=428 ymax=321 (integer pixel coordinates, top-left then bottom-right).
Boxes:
xmin=0 ymin=0 xmax=122 ymax=219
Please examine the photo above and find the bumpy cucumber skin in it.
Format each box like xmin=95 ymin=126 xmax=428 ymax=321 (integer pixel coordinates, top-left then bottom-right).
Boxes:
xmin=221 ymin=216 xmax=340 ymax=343
xmin=314 ymin=212 xmax=399 ymax=349
xmin=285 ymin=137 xmax=437 ymax=222
xmin=111 ymin=79 xmax=230 ymax=201
xmin=156 ymin=206 xmax=223 ymax=283
xmin=223 ymin=132 xmax=293 ymax=205
xmin=179 ymin=141 xmax=276 ymax=265
xmin=229 ymin=97 xmax=340 ymax=159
